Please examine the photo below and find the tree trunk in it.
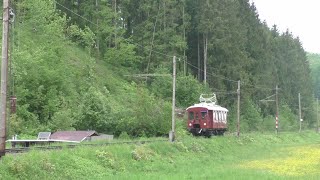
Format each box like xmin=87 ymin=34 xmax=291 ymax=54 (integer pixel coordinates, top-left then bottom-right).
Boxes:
xmin=114 ymin=0 xmax=117 ymax=48
xmin=198 ymin=33 xmax=201 ymax=81
xmin=203 ymin=34 xmax=207 ymax=84
xmin=183 ymin=6 xmax=186 ymax=76
xmin=95 ymin=0 xmax=100 ymax=59
xmin=163 ymin=1 xmax=166 ymax=30
xmin=146 ymin=5 xmax=160 ymax=77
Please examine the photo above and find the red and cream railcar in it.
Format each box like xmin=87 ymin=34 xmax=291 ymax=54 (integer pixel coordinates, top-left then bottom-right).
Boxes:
xmin=186 ymin=100 xmax=228 ymax=136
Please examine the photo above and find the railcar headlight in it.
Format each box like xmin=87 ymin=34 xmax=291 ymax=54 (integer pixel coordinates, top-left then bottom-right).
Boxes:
xmin=204 ymin=123 xmax=207 ymax=126
xmin=189 ymin=123 xmax=192 ymax=126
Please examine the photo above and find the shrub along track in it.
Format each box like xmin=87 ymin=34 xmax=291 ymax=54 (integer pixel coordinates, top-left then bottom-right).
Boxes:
xmin=4 ymin=139 xmax=167 ymax=154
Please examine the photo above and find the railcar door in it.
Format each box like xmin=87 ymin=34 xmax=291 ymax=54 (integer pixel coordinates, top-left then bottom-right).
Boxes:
xmin=217 ymin=111 xmax=224 ymax=129
xmin=218 ymin=111 xmax=221 ymax=128
xmin=208 ymin=110 xmax=213 ymax=128
xmin=200 ymin=110 xmax=208 ymax=129
xmin=187 ymin=111 xmax=195 ymax=128
xmin=212 ymin=110 xmax=217 ymax=129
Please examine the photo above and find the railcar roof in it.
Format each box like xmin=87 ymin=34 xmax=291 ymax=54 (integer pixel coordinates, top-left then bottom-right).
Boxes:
xmin=186 ymin=102 xmax=228 ymax=112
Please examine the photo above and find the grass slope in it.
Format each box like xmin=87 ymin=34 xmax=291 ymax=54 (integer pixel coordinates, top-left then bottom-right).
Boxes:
xmin=0 ymin=131 xmax=319 ymax=179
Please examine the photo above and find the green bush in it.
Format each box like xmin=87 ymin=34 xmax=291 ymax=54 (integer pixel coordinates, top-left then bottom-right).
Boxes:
xmin=240 ymin=98 xmax=263 ymax=132
xmin=118 ymin=132 xmax=131 ymax=140
xmin=279 ymin=104 xmax=299 ymax=131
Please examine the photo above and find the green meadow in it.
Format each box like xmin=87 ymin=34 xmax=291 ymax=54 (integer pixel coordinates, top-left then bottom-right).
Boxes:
xmin=0 ymin=131 xmax=319 ymax=179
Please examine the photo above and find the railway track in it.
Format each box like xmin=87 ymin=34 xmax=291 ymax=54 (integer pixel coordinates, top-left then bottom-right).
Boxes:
xmin=5 ymin=139 xmax=167 ymax=154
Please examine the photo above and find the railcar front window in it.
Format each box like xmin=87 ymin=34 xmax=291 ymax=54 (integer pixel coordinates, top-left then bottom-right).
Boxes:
xmin=189 ymin=112 xmax=194 ymax=120
xmin=201 ymin=111 xmax=207 ymax=119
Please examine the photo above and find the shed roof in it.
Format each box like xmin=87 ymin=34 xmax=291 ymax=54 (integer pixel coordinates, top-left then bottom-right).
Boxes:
xmin=50 ymin=131 xmax=98 ymax=142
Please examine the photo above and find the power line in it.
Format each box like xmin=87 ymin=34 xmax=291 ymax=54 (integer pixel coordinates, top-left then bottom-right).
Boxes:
xmin=55 ymin=1 xmax=277 ymax=91
xmin=242 ymin=82 xmax=274 ymax=91
xmin=215 ymin=92 xmax=237 ymax=95
xmin=184 ymin=60 xmax=238 ymax=83
xmin=183 ymin=58 xmax=273 ymax=92
xmin=55 ymin=1 xmax=98 ymax=27
xmin=259 ymin=94 xmax=276 ymax=102
xmin=55 ymin=1 xmax=175 ymax=59
xmin=55 ymin=1 xmax=242 ymax=84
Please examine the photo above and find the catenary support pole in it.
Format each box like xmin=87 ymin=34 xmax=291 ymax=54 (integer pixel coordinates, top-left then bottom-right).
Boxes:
xmin=0 ymin=0 xmax=10 ymax=158
xmin=275 ymin=85 xmax=279 ymax=135
xmin=299 ymin=93 xmax=302 ymax=133
xmin=237 ymin=80 xmax=240 ymax=137
xmin=317 ymin=98 xmax=319 ymax=133
xmin=170 ymin=56 xmax=176 ymax=142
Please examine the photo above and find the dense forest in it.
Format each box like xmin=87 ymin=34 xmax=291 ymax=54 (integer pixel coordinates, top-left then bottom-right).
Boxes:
xmin=308 ymin=53 xmax=320 ymax=99
xmin=3 ymin=0 xmax=318 ymax=137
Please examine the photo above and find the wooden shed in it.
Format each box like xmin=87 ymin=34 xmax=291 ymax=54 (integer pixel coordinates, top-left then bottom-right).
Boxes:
xmin=49 ymin=131 xmax=99 ymax=143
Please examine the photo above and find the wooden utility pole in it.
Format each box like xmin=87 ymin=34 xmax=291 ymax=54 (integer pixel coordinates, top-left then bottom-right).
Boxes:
xmin=298 ymin=93 xmax=302 ymax=133
xmin=237 ymin=80 xmax=240 ymax=137
xmin=0 ymin=0 xmax=10 ymax=158
xmin=275 ymin=85 xmax=279 ymax=134
xmin=170 ymin=56 xmax=176 ymax=142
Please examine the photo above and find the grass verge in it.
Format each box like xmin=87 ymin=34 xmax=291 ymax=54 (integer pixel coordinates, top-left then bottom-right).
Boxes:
xmin=0 ymin=131 xmax=319 ymax=179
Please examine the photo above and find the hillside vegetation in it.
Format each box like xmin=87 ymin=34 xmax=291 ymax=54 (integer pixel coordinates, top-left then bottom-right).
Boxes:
xmin=3 ymin=0 xmax=318 ymax=137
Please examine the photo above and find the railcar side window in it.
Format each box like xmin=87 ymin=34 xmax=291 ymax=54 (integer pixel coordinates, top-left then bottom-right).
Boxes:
xmin=189 ymin=112 xmax=194 ymax=120
xmin=214 ymin=111 xmax=218 ymax=122
xmin=217 ymin=111 xmax=219 ymax=121
xmin=201 ymin=111 xmax=207 ymax=119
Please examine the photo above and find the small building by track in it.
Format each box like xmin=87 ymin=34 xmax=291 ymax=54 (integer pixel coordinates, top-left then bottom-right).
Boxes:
xmin=7 ymin=130 xmax=113 ymax=148
xmin=50 ymin=131 xmax=99 ymax=142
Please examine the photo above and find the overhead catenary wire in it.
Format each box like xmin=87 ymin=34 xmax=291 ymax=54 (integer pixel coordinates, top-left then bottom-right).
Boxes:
xmin=55 ymin=1 xmax=277 ymax=91
xmin=259 ymin=94 xmax=276 ymax=102
xmin=184 ymin=60 xmax=238 ymax=83
xmin=183 ymin=58 xmax=275 ymax=92
xmin=242 ymin=82 xmax=275 ymax=91
xmin=55 ymin=1 xmax=98 ymax=27
xmin=215 ymin=92 xmax=237 ymax=95
xmin=54 ymin=1 xmax=174 ymax=59
xmin=55 ymin=1 xmax=243 ymax=84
